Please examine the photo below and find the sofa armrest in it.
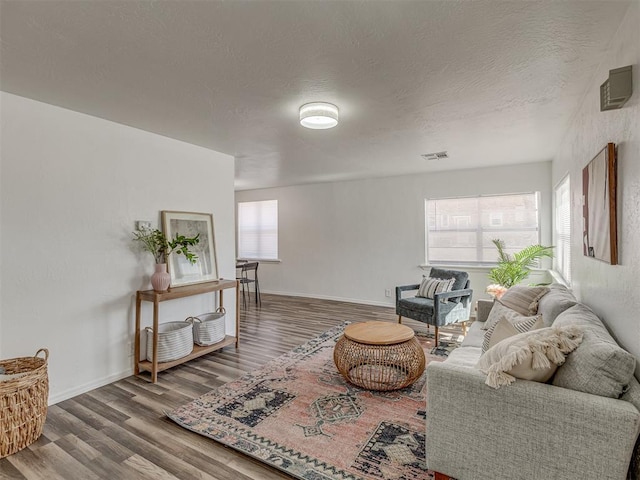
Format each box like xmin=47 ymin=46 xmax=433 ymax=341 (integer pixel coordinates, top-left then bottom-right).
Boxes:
xmin=476 ymin=298 xmax=494 ymax=322
xmin=426 ymin=362 xmax=640 ymax=480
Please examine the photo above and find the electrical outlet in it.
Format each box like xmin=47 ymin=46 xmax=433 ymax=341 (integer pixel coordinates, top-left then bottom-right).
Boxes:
xmin=136 ymin=220 xmax=151 ymax=230
xmin=385 ymin=289 xmax=391 ymax=297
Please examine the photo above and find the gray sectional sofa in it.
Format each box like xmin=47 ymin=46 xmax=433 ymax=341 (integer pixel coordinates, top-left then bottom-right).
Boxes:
xmin=425 ymin=284 xmax=640 ymax=480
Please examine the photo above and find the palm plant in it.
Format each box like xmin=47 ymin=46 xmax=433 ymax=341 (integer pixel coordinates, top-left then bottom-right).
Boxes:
xmin=488 ymin=239 xmax=554 ymax=288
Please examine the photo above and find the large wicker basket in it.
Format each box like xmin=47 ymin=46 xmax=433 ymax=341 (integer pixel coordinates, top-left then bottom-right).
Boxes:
xmin=146 ymin=321 xmax=193 ymax=363
xmin=0 ymin=348 xmax=49 ymax=458
xmin=187 ymin=307 xmax=226 ymax=346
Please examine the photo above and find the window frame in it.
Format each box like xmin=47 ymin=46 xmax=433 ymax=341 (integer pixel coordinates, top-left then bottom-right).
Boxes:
xmin=425 ymin=192 xmax=542 ymax=267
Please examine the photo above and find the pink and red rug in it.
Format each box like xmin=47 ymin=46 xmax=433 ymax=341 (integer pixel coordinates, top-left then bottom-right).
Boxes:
xmin=167 ymin=323 xmax=460 ymax=480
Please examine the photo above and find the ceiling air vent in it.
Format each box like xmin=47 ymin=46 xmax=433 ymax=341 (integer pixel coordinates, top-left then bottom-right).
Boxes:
xmin=421 ymin=151 xmax=449 ymax=161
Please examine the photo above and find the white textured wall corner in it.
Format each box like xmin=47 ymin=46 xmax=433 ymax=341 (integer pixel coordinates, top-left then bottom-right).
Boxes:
xmin=0 ymin=93 xmax=236 ymax=404
xmin=235 ymin=161 xmax=552 ymax=308
xmin=552 ymin=2 xmax=640 ymax=376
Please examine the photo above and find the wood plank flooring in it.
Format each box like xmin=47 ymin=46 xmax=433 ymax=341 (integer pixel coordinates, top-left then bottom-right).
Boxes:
xmin=1 ymin=294 xmax=458 ymax=480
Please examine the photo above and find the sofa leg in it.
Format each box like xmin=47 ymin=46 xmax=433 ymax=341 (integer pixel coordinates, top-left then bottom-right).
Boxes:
xmin=434 ymin=325 xmax=439 ymax=346
xmin=398 ymin=315 xmax=402 ymax=324
xmin=434 ymin=472 xmax=453 ymax=480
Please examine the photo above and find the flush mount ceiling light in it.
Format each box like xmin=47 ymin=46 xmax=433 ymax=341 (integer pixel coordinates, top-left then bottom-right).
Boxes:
xmin=299 ymin=102 xmax=339 ymax=129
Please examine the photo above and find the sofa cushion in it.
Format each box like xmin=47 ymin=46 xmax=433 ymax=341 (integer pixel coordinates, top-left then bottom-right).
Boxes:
xmin=552 ymin=304 xmax=636 ymax=398
xmin=460 ymin=321 xmax=485 ymax=349
xmin=499 ymin=285 xmax=550 ymax=316
xmin=476 ymin=325 xmax=583 ymax=389
xmin=445 ymin=345 xmax=482 ymax=368
xmin=482 ymin=316 xmax=544 ymax=353
xmin=538 ymin=284 xmax=577 ymax=327
xmin=417 ymin=276 xmax=454 ymax=300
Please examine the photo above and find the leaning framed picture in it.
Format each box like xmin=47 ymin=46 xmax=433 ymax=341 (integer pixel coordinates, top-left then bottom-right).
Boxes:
xmin=161 ymin=211 xmax=219 ymax=287
xmin=582 ymin=143 xmax=618 ymax=265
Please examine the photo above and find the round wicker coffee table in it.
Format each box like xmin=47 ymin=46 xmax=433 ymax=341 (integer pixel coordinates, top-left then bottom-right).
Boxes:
xmin=333 ymin=321 xmax=426 ymax=391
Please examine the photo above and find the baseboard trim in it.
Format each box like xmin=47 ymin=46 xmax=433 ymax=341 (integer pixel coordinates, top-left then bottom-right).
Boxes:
xmin=48 ymin=368 xmax=133 ymax=406
xmin=259 ymin=289 xmax=394 ymax=308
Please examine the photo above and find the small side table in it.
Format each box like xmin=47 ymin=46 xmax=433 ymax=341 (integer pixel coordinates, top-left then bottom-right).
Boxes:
xmin=333 ymin=321 xmax=426 ymax=391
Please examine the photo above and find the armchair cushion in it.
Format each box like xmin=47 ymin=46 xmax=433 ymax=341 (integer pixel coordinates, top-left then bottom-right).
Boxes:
xmin=398 ymin=296 xmax=458 ymax=316
xmin=429 ymin=267 xmax=468 ymax=292
xmin=429 ymin=268 xmax=469 ymax=303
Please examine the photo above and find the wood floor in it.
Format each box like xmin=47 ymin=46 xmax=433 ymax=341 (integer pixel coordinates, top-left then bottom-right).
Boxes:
xmin=0 ymin=294 xmax=450 ymax=480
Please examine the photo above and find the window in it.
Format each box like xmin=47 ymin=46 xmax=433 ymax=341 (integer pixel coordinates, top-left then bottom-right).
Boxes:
xmin=554 ymin=176 xmax=571 ymax=284
xmin=237 ymin=200 xmax=278 ymax=260
xmin=426 ymin=192 xmax=540 ymax=265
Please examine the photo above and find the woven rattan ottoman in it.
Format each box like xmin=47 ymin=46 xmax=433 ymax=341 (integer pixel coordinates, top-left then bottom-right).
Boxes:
xmin=333 ymin=321 xmax=426 ymax=391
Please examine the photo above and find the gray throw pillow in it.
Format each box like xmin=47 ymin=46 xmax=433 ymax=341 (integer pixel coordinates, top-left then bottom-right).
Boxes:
xmin=538 ymin=284 xmax=577 ymax=327
xmin=552 ymin=304 xmax=636 ymax=398
xmin=499 ymin=285 xmax=550 ymax=316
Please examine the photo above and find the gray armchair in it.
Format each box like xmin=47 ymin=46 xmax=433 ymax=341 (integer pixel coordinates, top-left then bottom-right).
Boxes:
xmin=396 ymin=268 xmax=473 ymax=345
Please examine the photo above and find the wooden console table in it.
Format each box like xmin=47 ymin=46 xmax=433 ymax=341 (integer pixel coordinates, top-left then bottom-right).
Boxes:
xmin=134 ymin=279 xmax=239 ymax=383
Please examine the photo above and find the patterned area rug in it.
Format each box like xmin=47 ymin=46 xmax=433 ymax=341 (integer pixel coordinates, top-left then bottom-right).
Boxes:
xmin=167 ymin=323 xmax=461 ymax=480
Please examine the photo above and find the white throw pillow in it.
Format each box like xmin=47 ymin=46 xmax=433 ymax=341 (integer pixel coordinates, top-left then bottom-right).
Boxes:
xmin=476 ymin=325 xmax=583 ymax=389
xmin=416 ymin=276 xmax=454 ymax=300
xmin=482 ymin=315 xmax=544 ymax=353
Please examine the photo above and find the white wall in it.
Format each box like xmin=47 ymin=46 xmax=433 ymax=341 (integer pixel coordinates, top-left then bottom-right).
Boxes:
xmin=236 ymin=162 xmax=552 ymax=307
xmin=552 ymin=2 xmax=640 ymax=375
xmin=0 ymin=93 xmax=236 ymax=403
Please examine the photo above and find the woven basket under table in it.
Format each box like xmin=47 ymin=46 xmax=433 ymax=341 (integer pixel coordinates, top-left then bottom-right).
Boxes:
xmin=0 ymin=349 xmax=49 ymax=458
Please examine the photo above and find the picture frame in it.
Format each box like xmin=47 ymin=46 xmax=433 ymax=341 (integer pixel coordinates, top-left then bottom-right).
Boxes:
xmin=161 ymin=211 xmax=219 ymax=286
xmin=582 ymin=143 xmax=618 ymax=265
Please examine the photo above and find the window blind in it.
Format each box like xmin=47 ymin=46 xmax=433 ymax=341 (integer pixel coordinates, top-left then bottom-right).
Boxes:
xmin=237 ymin=200 xmax=278 ymax=260
xmin=426 ymin=192 xmax=540 ymax=265
xmin=554 ymin=176 xmax=571 ymax=284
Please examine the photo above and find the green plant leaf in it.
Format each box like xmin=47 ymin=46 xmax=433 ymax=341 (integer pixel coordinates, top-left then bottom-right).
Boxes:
xmin=488 ymin=239 xmax=554 ymax=288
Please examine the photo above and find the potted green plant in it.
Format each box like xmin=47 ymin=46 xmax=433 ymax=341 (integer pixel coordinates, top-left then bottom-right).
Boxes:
xmin=487 ymin=239 xmax=554 ymax=294
xmin=132 ymin=226 xmax=200 ymax=292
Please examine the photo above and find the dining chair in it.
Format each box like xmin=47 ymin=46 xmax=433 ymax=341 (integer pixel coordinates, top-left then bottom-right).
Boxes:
xmin=236 ymin=261 xmax=261 ymax=308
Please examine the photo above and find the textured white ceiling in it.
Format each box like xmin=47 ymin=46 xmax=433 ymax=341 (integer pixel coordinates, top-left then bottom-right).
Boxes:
xmin=0 ymin=1 xmax=631 ymax=190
